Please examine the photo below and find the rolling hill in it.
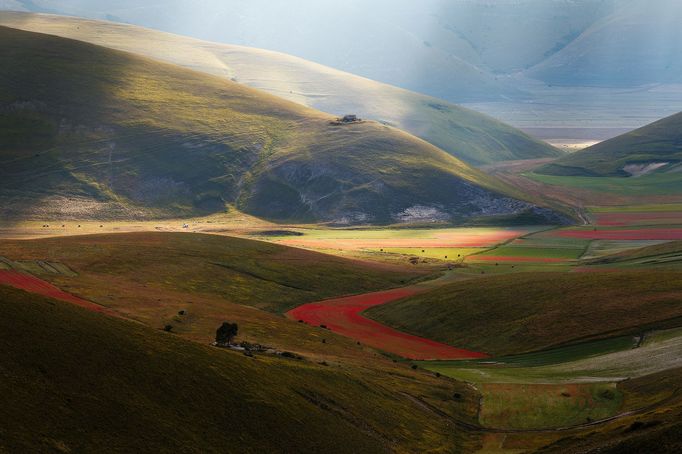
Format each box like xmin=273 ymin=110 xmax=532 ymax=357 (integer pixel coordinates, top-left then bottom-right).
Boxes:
xmin=0 ymin=232 xmax=422 ymax=314
xmin=365 ymin=271 xmax=682 ymax=356
xmin=538 ymin=112 xmax=682 ymax=177
xmin=0 ymin=25 xmax=566 ymax=225
xmin=0 ymin=1 xmax=619 ymax=98
xmin=0 ymin=11 xmax=562 ymax=167
xmin=0 ymin=283 xmax=481 ymax=453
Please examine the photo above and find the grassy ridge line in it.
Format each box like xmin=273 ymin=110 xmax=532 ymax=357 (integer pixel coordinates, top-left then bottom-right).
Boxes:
xmin=0 ymin=283 xmax=482 ymax=453
xmin=0 ymin=25 xmax=549 ymax=224
xmin=365 ymin=271 xmax=682 ymax=356
xmin=0 ymin=11 xmax=562 ymax=166
xmin=537 ymin=111 xmax=682 ymax=177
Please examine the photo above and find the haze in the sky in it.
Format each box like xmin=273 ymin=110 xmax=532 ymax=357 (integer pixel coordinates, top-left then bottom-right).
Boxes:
xmin=4 ymin=0 xmax=682 ymax=143
xmin=5 ymin=0 xmax=682 ymax=100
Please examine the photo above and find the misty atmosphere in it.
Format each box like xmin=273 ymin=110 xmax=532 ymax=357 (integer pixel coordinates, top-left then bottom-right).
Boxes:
xmin=1 ymin=1 xmax=682 ymax=453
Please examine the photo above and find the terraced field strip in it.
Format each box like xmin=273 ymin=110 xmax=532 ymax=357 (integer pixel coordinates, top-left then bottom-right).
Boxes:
xmin=469 ymin=255 xmax=566 ymax=263
xmin=275 ymin=227 xmax=536 ymax=251
xmin=478 ymin=382 xmax=623 ymax=430
xmin=420 ymin=329 xmax=682 ymax=384
xmin=0 ymin=270 xmax=119 ymax=317
xmin=554 ymin=228 xmax=682 ymax=241
xmin=286 ymin=288 xmax=489 ymax=360
xmin=594 ymin=211 xmax=682 ymax=227
xmin=363 ymin=247 xmax=483 ymax=261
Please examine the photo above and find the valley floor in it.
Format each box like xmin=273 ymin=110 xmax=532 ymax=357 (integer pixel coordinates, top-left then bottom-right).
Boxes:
xmin=2 ymin=198 xmax=682 ymax=453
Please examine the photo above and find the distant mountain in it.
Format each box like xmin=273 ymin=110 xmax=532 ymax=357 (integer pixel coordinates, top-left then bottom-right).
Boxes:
xmin=0 ymin=1 xmax=620 ymax=101
xmin=0 ymin=12 xmax=562 ymax=167
xmin=527 ymin=0 xmax=682 ymax=87
xmin=0 ymin=26 xmax=566 ymax=224
xmin=6 ymin=1 xmax=681 ymax=93
xmin=538 ymin=112 xmax=682 ymax=177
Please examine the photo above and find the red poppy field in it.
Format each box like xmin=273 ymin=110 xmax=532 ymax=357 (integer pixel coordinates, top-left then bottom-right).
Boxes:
xmin=286 ymin=288 xmax=489 ymax=360
xmin=0 ymin=270 xmax=119 ymax=317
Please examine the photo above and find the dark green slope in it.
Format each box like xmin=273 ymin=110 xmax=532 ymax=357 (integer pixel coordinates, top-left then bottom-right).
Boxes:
xmin=538 ymin=112 xmax=682 ymax=177
xmin=0 ymin=284 xmax=476 ymax=453
xmin=366 ymin=271 xmax=682 ymax=356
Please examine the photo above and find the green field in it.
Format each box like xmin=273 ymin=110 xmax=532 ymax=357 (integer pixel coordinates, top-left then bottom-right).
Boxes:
xmin=526 ymin=171 xmax=682 ymax=196
xmin=589 ymin=203 xmax=682 ymax=213
xmin=479 ymin=383 xmax=623 ymax=430
xmin=364 ymin=247 xmax=483 ymax=261
xmin=473 ymin=245 xmax=584 ymax=260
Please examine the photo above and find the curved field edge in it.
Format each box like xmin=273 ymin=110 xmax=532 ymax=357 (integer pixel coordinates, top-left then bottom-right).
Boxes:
xmin=0 ymin=284 xmax=484 ymax=453
xmin=364 ymin=270 xmax=682 ymax=356
xmin=286 ymin=287 xmax=489 ymax=360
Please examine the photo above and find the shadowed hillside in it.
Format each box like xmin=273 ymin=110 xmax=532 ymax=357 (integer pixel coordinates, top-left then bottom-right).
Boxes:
xmin=0 ymin=284 xmax=481 ymax=453
xmin=0 ymin=26 xmax=568 ymax=225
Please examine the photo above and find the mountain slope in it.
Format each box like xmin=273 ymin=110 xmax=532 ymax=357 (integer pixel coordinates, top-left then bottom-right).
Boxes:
xmin=0 ymin=26 xmax=564 ymax=224
xmin=0 ymin=283 xmax=481 ymax=453
xmin=0 ymin=11 xmax=561 ymax=167
xmin=527 ymin=0 xmax=682 ymax=87
xmin=538 ymin=112 xmax=682 ymax=177
xmin=0 ymin=2 xmax=520 ymax=103
xmin=1 ymin=1 xmax=616 ymax=98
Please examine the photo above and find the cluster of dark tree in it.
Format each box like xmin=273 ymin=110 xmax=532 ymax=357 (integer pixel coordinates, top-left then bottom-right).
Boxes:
xmin=215 ymin=322 xmax=238 ymax=346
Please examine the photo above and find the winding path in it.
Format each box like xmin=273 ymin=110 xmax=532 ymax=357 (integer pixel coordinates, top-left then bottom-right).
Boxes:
xmin=286 ymin=287 xmax=488 ymax=360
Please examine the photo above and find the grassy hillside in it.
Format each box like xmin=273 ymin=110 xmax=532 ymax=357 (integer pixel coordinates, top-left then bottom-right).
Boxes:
xmin=0 ymin=232 xmax=421 ymax=314
xmin=366 ymin=271 xmax=682 ymax=356
xmin=0 ymin=12 xmax=562 ymax=167
xmin=0 ymin=232 xmax=432 ymax=365
xmin=537 ymin=112 xmax=682 ymax=177
xmin=586 ymin=240 xmax=682 ymax=267
xmin=0 ymin=283 xmax=481 ymax=453
xmin=0 ymin=25 xmax=564 ymax=225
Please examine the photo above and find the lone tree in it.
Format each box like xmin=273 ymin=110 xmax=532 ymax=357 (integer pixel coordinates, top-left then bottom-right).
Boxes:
xmin=216 ymin=322 xmax=238 ymax=346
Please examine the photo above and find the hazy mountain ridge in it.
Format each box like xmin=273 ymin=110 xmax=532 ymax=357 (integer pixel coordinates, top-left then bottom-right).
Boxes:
xmin=1 ymin=0 xmax=649 ymax=101
xmin=0 ymin=11 xmax=562 ymax=167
